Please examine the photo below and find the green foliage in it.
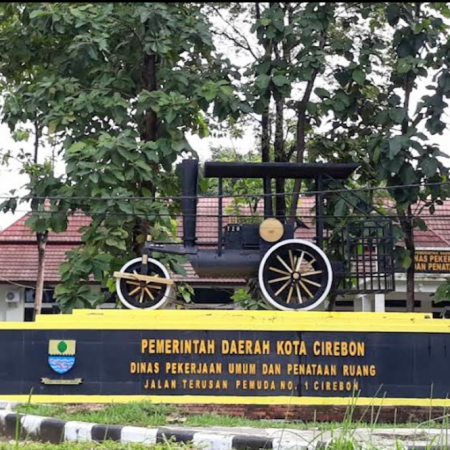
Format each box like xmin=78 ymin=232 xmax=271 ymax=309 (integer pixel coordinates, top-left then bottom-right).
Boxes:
xmin=209 ymin=147 xmax=263 ymax=219
xmin=177 ymin=283 xmax=195 ymax=304
xmin=0 ymin=3 xmax=238 ymax=310
xmin=231 ymin=287 xmax=268 ymax=310
xmin=434 ymin=281 xmax=450 ymax=303
xmin=307 ymin=4 xmax=450 ymax=278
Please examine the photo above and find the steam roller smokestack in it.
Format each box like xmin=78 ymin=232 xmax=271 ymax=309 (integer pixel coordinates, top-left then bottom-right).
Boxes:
xmin=181 ymin=159 xmax=199 ymax=248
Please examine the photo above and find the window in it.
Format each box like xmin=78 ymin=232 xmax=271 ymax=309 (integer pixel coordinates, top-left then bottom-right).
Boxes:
xmin=191 ymin=288 xmax=234 ymax=304
xmin=24 ymin=288 xmax=60 ymax=322
xmin=385 ymin=300 xmax=421 ymax=308
xmin=24 ymin=288 xmax=55 ymax=304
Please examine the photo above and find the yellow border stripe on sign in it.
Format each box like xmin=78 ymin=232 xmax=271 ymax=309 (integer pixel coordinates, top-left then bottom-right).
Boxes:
xmin=0 ymin=394 xmax=448 ymax=407
xmin=19 ymin=310 xmax=447 ymax=333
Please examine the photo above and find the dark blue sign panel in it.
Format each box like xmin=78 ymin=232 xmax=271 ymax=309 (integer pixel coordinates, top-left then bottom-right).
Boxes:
xmin=0 ymin=329 xmax=445 ymax=399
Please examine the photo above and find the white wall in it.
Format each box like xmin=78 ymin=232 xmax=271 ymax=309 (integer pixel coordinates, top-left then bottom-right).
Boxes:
xmin=0 ymin=285 xmax=25 ymax=321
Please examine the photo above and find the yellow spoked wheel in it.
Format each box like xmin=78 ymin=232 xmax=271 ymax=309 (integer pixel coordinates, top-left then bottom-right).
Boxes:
xmin=258 ymin=239 xmax=333 ymax=311
xmin=115 ymin=257 xmax=172 ymax=310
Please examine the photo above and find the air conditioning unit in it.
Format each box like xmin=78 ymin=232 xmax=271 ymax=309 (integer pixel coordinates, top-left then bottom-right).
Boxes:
xmin=5 ymin=290 xmax=20 ymax=304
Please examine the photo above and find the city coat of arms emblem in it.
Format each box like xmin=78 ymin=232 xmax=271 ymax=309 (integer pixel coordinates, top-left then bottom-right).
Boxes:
xmin=48 ymin=340 xmax=76 ymax=375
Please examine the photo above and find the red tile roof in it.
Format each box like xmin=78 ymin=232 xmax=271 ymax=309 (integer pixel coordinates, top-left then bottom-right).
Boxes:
xmin=0 ymin=212 xmax=89 ymax=243
xmin=0 ymin=197 xmax=449 ymax=284
xmin=0 ymin=244 xmax=74 ymax=284
xmin=415 ymin=229 xmax=450 ymax=248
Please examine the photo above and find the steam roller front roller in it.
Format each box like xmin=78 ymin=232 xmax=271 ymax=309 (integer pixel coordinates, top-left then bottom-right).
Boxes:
xmin=115 ymin=256 xmax=173 ymax=310
xmin=258 ymin=239 xmax=333 ymax=311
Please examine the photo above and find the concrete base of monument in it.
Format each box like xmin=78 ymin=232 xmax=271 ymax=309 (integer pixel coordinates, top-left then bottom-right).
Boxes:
xmin=2 ymin=408 xmax=450 ymax=449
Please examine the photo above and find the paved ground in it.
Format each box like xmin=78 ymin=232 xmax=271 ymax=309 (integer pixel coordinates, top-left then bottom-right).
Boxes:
xmin=165 ymin=425 xmax=450 ymax=449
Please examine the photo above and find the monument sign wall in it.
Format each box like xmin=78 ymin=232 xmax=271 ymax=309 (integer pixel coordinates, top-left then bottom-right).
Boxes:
xmin=1 ymin=310 xmax=449 ymax=406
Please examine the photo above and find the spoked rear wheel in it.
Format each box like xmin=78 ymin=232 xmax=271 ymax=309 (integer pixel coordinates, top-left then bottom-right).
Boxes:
xmin=116 ymin=257 xmax=172 ymax=310
xmin=258 ymin=239 xmax=333 ymax=311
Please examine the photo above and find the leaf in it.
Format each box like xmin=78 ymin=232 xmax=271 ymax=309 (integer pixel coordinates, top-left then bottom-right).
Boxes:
xmin=171 ymin=140 xmax=185 ymax=152
xmin=386 ymin=4 xmax=400 ymax=25
xmin=166 ymin=109 xmax=176 ymax=124
xmin=352 ymin=69 xmax=366 ymax=85
xmin=171 ymin=262 xmax=187 ymax=276
xmin=413 ymin=217 xmax=427 ymax=231
xmin=134 ymin=159 xmax=152 ymax=172
xmin=315 ymin=87 xmax=331 ymax=99
xmin=256 ymin=60 xmax=271 ymax=75
xmin=272 ymin=75 xmax=289 ymax=87
xmin=334 ymin=199 xmax=347 ymax=217
xmin=335 ymin=70 xmax=350 ymax=87
xmin=29 ymin=9 xmax=48 ymax=19
xmin=375 ymin=110 xmax=389 ymax=125
xmin=397 ymin=44 xmax=413 ymax=60
xmin=27 ymin=217 xmax=49 ymax=233
xmin=89 ymin=173 xmax=99 ymax=184
xmin=435 ymin=282 xmax=450 ymax=302
xmin=421 ymin=158 xmax=439 ymax=178
xmin=389 ymin=108 xmax=406 ymax=124
xmin=387 ymin=155 xmax=405 ymax=175
xmin=388 ymin=136 xmax=408 ymax=159
xmin=399 ymin=165 xmax=417 ymax=185
xmin=118 ymin=202 xmax=134 ymax=215
xmin=255 ymin=74 xmax=270 ymax=90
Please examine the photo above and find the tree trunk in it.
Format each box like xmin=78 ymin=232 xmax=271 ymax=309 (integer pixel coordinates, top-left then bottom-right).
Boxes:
xmin=256 ymin=3 xmax=269 ymax=166
xmin=399 ymin=207 xmax=415 ymax=312
xmin=141 ymin=53 xmax=158 ymax=141
xmin=287 ymin=6 xmax=330 ymax=225
xmin=397 ymin=5 xmax=419 ymax=311
xmin=274 ymin=98 xmax=285 ymax=220
xmin=261 ymin=89 xmax=272 ymax=215
xmin=256 ymin=3 xmax=273 ymax=215
xmin=34 ymin=231 xmax=48 ymax=319
xmin=261 ymin=109 xmax=270 ymax=163
xmin=288 ymin=76 xmax=318 ymax=225
xmin=134 ymin=49 xmax=158 ymax=254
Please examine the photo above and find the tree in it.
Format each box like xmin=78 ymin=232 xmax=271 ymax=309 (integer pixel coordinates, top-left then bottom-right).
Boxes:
xmin=213 ymin=3 xmax=381 ymax=221
xmin=0 ymin=50 xmax=70 ymax=317
xmin=373 ymin=3 xmax=450 ymax=312
xmin=316 ymin=3 xmax=450 ymax=311
xmin=0 ymin=3 xmax=240 ymax=310
xmin=216 ymin=3 xmax=450 ymax=311
xmin=0 ymin=154 xmax=69 ymax=317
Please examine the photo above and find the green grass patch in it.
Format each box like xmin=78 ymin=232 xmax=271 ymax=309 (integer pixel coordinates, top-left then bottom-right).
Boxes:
xmin=16 ymin=401 xmax=334 ymax=429
xmin=17 ymin=402 xmax=175 ymax=428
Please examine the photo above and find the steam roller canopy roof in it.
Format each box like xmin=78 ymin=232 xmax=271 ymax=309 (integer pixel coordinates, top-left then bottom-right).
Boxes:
xmin=204 ymin=162 xmax=359 ymax=180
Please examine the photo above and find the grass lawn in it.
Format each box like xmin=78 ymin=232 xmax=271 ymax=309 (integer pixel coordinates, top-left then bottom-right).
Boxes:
xmin=15 ymin=401 xmax=448 ymax=431
xmin=17 ymin=401 xmax=318 ymax=429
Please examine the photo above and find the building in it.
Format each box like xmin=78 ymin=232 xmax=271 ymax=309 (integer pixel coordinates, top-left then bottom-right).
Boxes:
xmin=0 ymin=198 xmax=449 ymax=321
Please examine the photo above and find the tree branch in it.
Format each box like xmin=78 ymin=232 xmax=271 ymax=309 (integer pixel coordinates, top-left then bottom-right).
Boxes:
xmin=34 ymin=120 xmax=40 ymax=164
xmin=211 ymin=5 xmax=260 ymax=60
xmin=211 ymin=29 xmax=257 ymax=61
